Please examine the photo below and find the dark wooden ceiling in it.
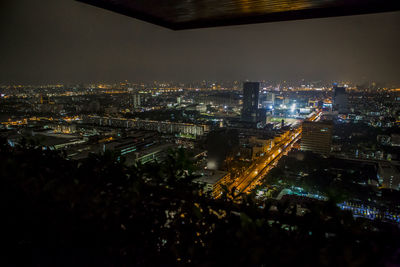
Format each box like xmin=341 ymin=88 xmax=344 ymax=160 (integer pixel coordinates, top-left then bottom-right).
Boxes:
xmin=77 ymin=0 xmax=400 ymax=30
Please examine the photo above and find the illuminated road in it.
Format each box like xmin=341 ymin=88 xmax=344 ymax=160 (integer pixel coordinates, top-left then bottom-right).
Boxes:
xmin=230 ymin=112 xmax=321 ymax=194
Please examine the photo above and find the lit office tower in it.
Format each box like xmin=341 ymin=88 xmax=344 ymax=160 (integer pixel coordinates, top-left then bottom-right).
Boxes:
xmin=301 ymin=121 xmax=333 ymax=155
xmin=242 ymin=82 xmax=260 ymax=122
xmin=333 ymin=85 xmax=348 ymax=113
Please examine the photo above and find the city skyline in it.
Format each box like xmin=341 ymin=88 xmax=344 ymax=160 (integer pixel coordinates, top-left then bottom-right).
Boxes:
xmin=0 ymin=0 xmax=399 ymax=84
xmin=2 ymin=1 xmax=400 ymax=265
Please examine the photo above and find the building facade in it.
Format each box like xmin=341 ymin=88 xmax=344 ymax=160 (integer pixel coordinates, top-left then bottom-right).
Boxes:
xmin=301 ymin=121 xmax=333 ymax=155
xmin=241 ymin=82 xmax=260 ymax=122
xmin=333 ymin=85 xmax=348 ymax=113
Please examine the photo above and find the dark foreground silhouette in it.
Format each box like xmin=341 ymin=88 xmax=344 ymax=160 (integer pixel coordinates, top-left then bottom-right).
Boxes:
xmin=1 ymin=138 xmax=400 ymax=266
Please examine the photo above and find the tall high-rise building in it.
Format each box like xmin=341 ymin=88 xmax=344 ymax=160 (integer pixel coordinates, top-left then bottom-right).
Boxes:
xmin=242 ymin=82 xmax=260 ymax=123
xmin=301 ymin=121 xmax=333 ymax=155
xmin=333 ymin=85 xmax=348 ymax=113
xmin=131 ymin=94 xmax=141 ymax=108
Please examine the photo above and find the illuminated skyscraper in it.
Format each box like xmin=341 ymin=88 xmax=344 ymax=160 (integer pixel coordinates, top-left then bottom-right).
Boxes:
xmin=333 ymin=85 xmax=348 ymax=113
xmin=242 ymin=82 xmax=260 ymax=123
xmin=301 ymin=121 xmax=333 ymax=155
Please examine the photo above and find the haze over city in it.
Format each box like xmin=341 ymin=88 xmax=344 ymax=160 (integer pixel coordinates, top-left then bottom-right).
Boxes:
xmin=0 ymin=0 xmax=399 ymax=84
xmin=2 ymin=1 xmax=400 ymax=266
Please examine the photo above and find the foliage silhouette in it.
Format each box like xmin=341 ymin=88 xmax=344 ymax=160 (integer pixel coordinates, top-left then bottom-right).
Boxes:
xmin=1 ymin=139 xmax=400 ymax=266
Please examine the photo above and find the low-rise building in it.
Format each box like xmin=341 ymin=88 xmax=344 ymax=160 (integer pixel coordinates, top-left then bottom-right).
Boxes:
xmin=193 ymin=170 xmax=230 ymax=198
xmin=378 ymin=163 xmax=400 ymax=190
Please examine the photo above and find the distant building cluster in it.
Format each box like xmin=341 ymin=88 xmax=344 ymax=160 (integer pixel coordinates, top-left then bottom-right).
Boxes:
xmin=83 ymin=116 xmax=209 ymax=137
xmin=1 ymin=80 xmax=400 ymax=208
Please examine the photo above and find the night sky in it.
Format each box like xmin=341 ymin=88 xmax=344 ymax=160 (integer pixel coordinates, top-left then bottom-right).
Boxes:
xmin=1 ymin=0 xmax=399 ymax=84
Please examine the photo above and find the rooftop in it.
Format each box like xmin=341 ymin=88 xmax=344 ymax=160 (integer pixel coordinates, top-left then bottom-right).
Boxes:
xmin=194 ymin=170 xmax=228 ymax=185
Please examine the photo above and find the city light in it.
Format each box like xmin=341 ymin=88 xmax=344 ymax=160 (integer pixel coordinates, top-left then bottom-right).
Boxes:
xmin=1 ymin=0 xmax=399 ymax=261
